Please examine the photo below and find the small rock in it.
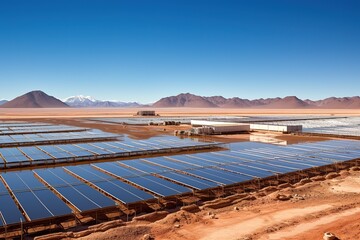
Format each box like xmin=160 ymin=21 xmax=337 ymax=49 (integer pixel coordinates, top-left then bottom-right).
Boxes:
xmin=350 ymin=166 xmax=360 ymax=172
xmin=323 ymin=232 xmax=340 ymax=240
xmin=261 ymin=186 xmax=277 ymax=194
xmin=278 ymin=183 xmax=292 ymax=189
xmin=311 ymin=176 xmax=326 ymax=181
xmin=174 ymin=224 xmax=180 ymax=228
xmin=298 ymin=178 xmax=312 ymax=185
xmin=234 ymin=206 xmax=240 ymax=211
xmin=292 ymin=194 xmax=305 ymax=200
xmin=325 ymin=172 xmax=340 ymax=179
xmin=276 ymin=194 xmax=292 ymax=201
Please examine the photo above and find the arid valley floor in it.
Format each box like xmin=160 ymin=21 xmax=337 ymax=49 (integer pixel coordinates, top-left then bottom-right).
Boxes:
xmin=1 ymin=108 xmax=360 ymax=240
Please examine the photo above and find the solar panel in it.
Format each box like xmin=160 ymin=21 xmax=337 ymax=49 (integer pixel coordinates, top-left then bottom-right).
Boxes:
xmin=0 ymin=148 xmax=29 ymax=163
xmin=65 ymin=165 xmax=154 ymax=204
xmin=159 ymin=171 xmax=220 ymax=190
xmin=0 ymin=181 xmax=25 ymax=226
xmin=18 ymin=146 xmax=53 ymax=161
xmin=34 ymin=167 xmax=116 ymax=211
xmin=1 ymin=171 xmax=72 ymax=221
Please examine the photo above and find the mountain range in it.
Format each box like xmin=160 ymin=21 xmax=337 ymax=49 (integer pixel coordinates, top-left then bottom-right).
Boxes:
xmin=1 ymin=91 xmax=360 ymax=108
xmin=0 ymin=91 xmax=68 ymax=108
xmin=63 ymin=95 xmax=141 ymax=108
xmin=153 ymin=93 xmax=360 ymax=109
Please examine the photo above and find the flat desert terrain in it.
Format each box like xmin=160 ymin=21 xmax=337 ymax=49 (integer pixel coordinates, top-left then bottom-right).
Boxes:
xmin=75 ymin=169 xmax=360 ymax=240
xmin=2 ymin=108 xmax=360 ymax=240
xmin=1 ymin=107 xmax=360 ymax=119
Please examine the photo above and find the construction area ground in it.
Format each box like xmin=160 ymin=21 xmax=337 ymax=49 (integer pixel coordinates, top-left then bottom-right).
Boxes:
xmin=0 ymin=108 xmax=360 ymax=240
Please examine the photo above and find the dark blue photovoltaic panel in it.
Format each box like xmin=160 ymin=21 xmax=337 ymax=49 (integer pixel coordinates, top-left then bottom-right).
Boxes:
xmin=35 ymin=168 xmax=115 ymax=211
xmin=120 ymin=160 xmax=168 ymax=173
xmin=33 ymin=189 xmax=72 ymax=216
xmin=199 ymin=168 xmax=253 ymax=183
xmin=0 ymin=148 xmax=29 ymax=163
xmin=94 ymin=163 xmax=190 ymax=196
xmin=144 ymin=157 xmax=191 ymax=170
xmin=220 ymin=164 xmax=273 ymax=178
xmin=15 ymin=191 xmax=55 ymax=220
xmin=75 ymin=143 xmax=112 ymax=155
xmin=295 ymin=156 xmax=331 ymax=165
xmin=56 ymin=145 xmax=95 ymax=157
xmin=38 ymin=145 xmax=75 ymax=158
xmin=18 ymin=146 xmax=52 ymax=161
xmin=89 ymin=142 xmax=122 ymax=153
xmin=65 ymin=165 xmax=154 ymax=204
xmin=191 ymin=153 xmax=241 ymax=164
xmin=218 ymin=151 xmax=267 ymax=161
xmin=168 ymin=155 xmax=217 ymax=167
xmin=272 ymin=158 xmax=317 ymax=168
xmin=1 ymin=171 xmax=72 ymax=220
xmin=256 ymin=159 xmax=309 ymax=169
xmin=66 ymin=165 xmax=112 ymax=181
xmin=0 ymin=181 xmax=25 ymax=226
xmin=94 ymin=162 xmax=144 ymax=178
xmin=106 ymin=141 xmax=140 ymax=151
xmin=186 ymin=169 xmax=234 ymax=185
xmin=73 ymin=184 xmax=116 ymax=208
xmin=56 ymin=186 xmax=101 ymax=211
xmin=124 ymin=175 xmax=190 ymax=196
xmin=159 ymin=171 xmax=219 ymax=190
xmin=2 ymin=171 xmax=44 ymax=190
xmin=244 ymin=162 xmax=294 ymax=173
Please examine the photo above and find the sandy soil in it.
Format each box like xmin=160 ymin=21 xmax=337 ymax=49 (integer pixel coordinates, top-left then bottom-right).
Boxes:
xmin=1 ymin=107 xmax=360 ymax=119
xmin=1 ymin=109 xmax=359 ymax=240
xmin=72 ymin=169 xmax=360 ymax=240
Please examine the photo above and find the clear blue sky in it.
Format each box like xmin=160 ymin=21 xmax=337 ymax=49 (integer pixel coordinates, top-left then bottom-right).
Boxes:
xmin=0 ymin=0 xmax=359 ymax=103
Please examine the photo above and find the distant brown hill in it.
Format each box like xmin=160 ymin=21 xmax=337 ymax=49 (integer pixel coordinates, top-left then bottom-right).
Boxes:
xmin=153 ymin=93 xmax=217 ymax=108
xmin=307 ymin=97 xmax=360 ymax=109
xmin=0 ymin=91 xmax=69 ymax=108
xmin=152 ymin=93 xmax=360 ymax=108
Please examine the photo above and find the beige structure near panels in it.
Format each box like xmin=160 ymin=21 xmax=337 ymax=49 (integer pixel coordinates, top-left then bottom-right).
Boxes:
xmin=190 ymin=120 xmax=302 ymax=134
xmin=190 ymin=120 xmax=250 ymax=134
xmin=249 ymin=124 xmax=302 ymax=133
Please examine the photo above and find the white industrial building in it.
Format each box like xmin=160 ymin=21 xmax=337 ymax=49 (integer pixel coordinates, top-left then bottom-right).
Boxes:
xmin=250 ymin=124 xmax=302 ymax=133
xmin=190 ymin=120 xmax=302 ymax=134
xmin=190 ymin=120 xmax=250 ymax=134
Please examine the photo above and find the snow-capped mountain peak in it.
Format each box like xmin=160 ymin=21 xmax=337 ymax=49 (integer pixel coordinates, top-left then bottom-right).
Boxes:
xmin=63 ymin=95 xmax=97 ymax=103
xmin=64 ymin=95 xmax=142 ymax=108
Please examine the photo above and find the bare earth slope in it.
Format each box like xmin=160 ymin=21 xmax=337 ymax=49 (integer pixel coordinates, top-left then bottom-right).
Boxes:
xmin=72 ymin=169 xmax=360 ymax=240
xmin=152 ymin=93 xmax=360 ymax=109
xmin=0 ymin=90 xmax=69 ymax=108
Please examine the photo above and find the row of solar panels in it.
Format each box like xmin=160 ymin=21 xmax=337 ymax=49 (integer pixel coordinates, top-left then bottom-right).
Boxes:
xmin=1 ymin=139 xmax=360 ymax=227
xmin=0 ymin=122 xmax=51 ymax=128
xmin=0 ymin=125 xmax=88 ymax=135
xmin=303 ymin=126 xmax=360 ymax=137
xmin=0 ymin=137 xmax=217 ymax=167
xmin=0 ymin=130 xmax=119 ymax=146
xmin=262 ymin=117 xmax=360 ymax=137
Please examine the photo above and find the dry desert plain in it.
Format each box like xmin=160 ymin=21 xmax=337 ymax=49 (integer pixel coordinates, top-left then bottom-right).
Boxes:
xmin=1 ymin=107 xmax=360 ymax=119
xmin=2 ymin=108 xmax=360 ymax=240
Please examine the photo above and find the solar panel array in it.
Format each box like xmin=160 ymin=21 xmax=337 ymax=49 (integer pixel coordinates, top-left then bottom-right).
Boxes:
xmin=90 ymin=116 xmax=248 ymax=125
xmin=1 ymin=139 xmax=360 ymax=227
xmin=0 ymin=124 xmax=88 ymax=135
xmin=90 ymin=116 xmax=341 ymax=125
xmin=0 ymin=130 xmax=119 ymax=147
xmin=261 ymin=117 xmax=360 ymax=137
xmin=0 ymin=136 xmax=219 ymax=168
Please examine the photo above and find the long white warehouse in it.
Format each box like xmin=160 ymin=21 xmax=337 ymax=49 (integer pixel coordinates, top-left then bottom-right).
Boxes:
xmin=190 ymin=120 xmax=250 ymax=134
xmin=250 ymin=124 xmax=302 ymax=133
